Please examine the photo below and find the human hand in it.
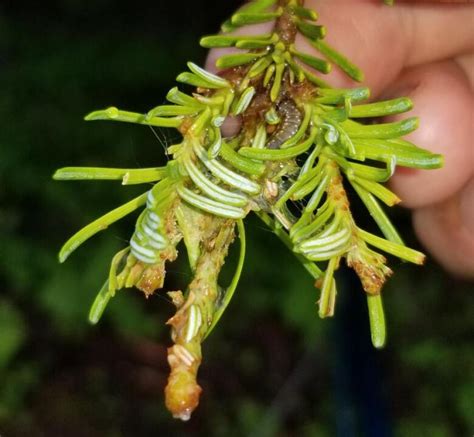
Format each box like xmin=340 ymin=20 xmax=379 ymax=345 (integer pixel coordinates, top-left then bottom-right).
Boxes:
xmin=206 ymin=0 xmax=474 ymax=278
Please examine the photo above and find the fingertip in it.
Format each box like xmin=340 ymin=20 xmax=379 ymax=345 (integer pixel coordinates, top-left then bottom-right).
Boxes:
xmin=413 ymin=181 xmax=474 ymax=278
xmin=388 ymin=60 xmax=473 ymax=208
xmin=204 ymin=22 xmax=274 ymax=73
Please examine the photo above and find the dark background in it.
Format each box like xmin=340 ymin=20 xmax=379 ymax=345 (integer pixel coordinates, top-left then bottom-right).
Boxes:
xmin=0 ymin=1 xmax=472 ymax=436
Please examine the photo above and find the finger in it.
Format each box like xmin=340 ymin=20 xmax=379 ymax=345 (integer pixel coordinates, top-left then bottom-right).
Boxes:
xmin=395 ymin=0 xmax=474 ymax=66
xmin=387 ymin=60 xmax=473 ymax=207
xmin=206 ymin=1 xmax=474 ymax=97
xmin=294 ymin=0 xmax=474 ymax=94
xmin=206 ymin=22 xmax=274 ymax=73
xmin=399 ymin=0 xmax=473 ymax=2
xmin=413 ymin=177 xmax=474 ymax=278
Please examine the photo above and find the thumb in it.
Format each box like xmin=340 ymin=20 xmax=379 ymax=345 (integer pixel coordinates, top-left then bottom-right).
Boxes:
xmin=207 ymin=0 xmax=474 ymax=97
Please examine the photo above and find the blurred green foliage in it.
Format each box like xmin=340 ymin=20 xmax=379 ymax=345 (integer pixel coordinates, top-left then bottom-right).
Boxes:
xmin=0 ymin=1 xmax=472 ymax=436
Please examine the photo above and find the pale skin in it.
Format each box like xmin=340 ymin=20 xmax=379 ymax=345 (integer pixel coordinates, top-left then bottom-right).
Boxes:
xmin=207 ymin=0 xmax=474 ymax=278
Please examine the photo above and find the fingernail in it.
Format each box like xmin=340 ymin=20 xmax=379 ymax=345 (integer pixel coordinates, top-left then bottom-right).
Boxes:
xmin=460 ymin=178 xmax=474 ymax=235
